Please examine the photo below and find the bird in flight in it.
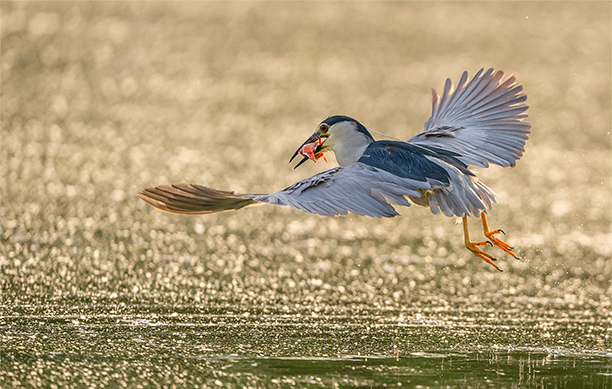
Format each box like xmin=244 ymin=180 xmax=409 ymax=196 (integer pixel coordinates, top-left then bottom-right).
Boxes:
xmin=139 ymin=68 xmax=531 ymax=271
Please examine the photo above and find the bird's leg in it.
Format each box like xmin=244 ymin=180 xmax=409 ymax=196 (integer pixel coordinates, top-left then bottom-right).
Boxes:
xmin=463 ymin=216 xmax=502 ymax=271
xmin=480 ymin=212 xmax=518 ymax=259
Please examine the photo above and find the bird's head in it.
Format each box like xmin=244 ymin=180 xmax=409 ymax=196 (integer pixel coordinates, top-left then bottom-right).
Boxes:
xmin=290 ymin=115 xmax=375 ymax=169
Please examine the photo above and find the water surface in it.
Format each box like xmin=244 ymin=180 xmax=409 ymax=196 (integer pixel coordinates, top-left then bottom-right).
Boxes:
xmin=2 ymin=2 xmax=611 ymax=387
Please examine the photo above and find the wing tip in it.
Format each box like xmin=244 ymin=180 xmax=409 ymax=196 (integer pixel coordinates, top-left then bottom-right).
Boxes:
xmin=138 ymin=183 xmax=259 ymax=215
xmin=138 ymin=189 xmax=177 ymax=214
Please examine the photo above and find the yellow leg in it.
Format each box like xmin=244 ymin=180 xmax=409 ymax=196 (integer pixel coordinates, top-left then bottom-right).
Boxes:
xmin=480 ymin=212 xmax=518 ymax=259
xmin=463 ymin=216 xmax=502 ymax=271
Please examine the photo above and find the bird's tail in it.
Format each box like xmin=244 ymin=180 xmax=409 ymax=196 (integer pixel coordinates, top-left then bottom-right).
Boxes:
xmin=427 ymin=170 xmax=498 ymax=218
xmin=138 ymin=183 xmax=260 ymax=215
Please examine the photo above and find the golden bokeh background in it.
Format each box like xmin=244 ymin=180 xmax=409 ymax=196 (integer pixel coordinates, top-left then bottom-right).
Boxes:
xmin=1 ymin=2 xmax=610 ymax=386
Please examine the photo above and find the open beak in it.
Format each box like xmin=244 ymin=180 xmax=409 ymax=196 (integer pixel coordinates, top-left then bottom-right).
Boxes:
xmin=289 ymin=132 xmax=328 ymax=169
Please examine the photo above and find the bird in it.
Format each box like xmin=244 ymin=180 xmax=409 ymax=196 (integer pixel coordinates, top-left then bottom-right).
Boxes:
xmin=139 ymin=68 xmax=531 ymax=271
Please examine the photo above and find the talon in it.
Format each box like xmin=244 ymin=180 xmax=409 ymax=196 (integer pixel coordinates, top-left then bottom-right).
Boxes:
xmin=486 ymin=241 xmax=493 ymax=247
xmin=480 ymin=212 xmax=518 ymax=259
xmin=470 ymin=247 xmax=501 ymax=270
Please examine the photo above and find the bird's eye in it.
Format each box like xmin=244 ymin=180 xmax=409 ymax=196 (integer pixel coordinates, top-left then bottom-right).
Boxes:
xmin=320 ymin=124 xmax=329 ymax=133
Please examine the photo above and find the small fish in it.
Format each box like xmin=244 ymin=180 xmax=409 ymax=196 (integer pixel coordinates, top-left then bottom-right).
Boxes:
xmin=299 ymin=138 xmax=327 ymax=163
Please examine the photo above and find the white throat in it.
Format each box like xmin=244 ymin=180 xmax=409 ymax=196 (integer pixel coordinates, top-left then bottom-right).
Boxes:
xmin=325 ymin=121 xmax=373 ymax=166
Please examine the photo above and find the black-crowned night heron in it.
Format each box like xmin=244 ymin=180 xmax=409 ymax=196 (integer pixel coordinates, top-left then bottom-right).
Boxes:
xmin=139 ymin=68 xmax=530 ymax=271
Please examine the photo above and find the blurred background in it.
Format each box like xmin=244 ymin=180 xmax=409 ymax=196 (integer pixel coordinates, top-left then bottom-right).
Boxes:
xmin=2 ymin=2 xmax=610 ymax=387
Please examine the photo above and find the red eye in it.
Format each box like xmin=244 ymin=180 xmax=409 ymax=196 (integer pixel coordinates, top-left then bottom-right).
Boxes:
xmin=320 ymin=124 xmax=329 ymax=132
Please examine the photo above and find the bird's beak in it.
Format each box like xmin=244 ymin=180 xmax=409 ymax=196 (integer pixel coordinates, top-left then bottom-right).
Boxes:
xmin=289 ymin=132 xmax=328 ymax=169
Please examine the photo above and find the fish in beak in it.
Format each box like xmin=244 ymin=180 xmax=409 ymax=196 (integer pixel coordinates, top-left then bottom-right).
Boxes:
xmin=289 ymin=132 xmax=328 ymax=169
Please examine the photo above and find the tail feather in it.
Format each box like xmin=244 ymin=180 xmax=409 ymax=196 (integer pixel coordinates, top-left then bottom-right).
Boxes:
xmin=138 ymin=183 xmax=259 ymax=215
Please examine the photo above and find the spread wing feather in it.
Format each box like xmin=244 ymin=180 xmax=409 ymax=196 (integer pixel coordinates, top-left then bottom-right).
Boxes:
xmin=138 ymin=184 xmax=258 ymax=215
xmin=409 ymin=68 xmax=531 ymax=168
xmin=139 ymin=163 xmax=435 ymax=218
xmin=252 ymin=163 xmax=433 ymax=218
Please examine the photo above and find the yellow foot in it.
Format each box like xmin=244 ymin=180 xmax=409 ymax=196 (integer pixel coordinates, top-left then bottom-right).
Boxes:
xmin=465 ymin=239 xmax=502 ymax=271
xmin=463 ymin=214 xmax=520 ymax=271
xmin=485 ymin=229 xmax=518 ymax=259
xmin=481 ymin=212 xmax=520 ymax=259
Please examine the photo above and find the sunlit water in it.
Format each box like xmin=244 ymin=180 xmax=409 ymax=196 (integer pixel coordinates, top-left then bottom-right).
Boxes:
xmin=3 ymin=302 xmax=610 ymax=387
xmin=2 ymin=2 xmax=611 ymax=388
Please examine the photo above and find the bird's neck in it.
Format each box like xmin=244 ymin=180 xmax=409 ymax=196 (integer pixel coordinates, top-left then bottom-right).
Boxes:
xmin=330 ymin=131 xmax=373 ymax=166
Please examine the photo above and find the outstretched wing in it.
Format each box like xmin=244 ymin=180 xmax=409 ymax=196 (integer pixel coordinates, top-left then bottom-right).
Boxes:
xmin=408 ymin=68 xmax=531 ymax=168
xmin=255 ymin=163 xmax=435 ymax=217
xmin=139 ymin=163 xmax=435 ymax=218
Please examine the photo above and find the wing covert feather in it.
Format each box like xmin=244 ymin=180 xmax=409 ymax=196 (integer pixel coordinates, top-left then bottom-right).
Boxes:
xmin=253 ymin=163 xmax=434 ymax=218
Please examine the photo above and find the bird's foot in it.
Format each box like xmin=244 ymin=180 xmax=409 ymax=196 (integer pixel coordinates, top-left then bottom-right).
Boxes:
xmin=479 ymin=212 xmax=520 ymax=261
xmin=484 ymin=229 xmax=519 ymax=259
xmin=465 ymin=240 xmax=502 ymax=272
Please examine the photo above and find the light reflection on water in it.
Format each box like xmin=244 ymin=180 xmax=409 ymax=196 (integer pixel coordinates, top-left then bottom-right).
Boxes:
xmin=3 ymin=344 xmax=610 ymax=388
xmin=213 ymin=353 xmax=612 ymax=388
xmin=2 ymin=308 xmax=610 ymax=388
xmin=2 ymin=1 xmax=611 ymax=388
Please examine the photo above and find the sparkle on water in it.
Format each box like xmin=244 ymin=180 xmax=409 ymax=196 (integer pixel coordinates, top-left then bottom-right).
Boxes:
xmin=2 ymin=2 xmax=611 ymax=388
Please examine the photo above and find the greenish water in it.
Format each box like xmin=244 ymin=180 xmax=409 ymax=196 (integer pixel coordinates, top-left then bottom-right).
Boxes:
xmin=3 ymin=305 xmax=611 ymax=388
xmin=2 ymin=2 xmax=611 ymax=388
xmin=4 ymin=352 xmax=611 ymax=388
xmin=3 ymin=300 xmax=610 ymax=387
